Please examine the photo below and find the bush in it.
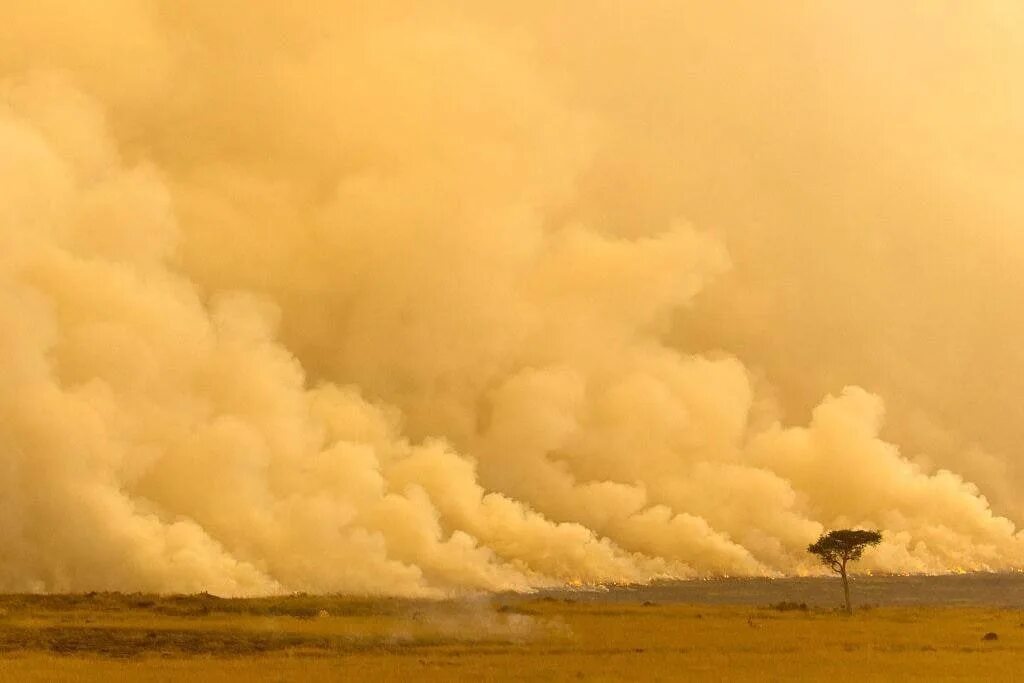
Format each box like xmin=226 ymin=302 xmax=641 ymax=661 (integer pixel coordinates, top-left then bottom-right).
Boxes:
xmin=767 ymin=601 xmax=809 ymax=612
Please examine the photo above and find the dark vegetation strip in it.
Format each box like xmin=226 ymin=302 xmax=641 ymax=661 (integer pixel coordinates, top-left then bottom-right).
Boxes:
xmin=0 ymin=624 xmax=494 ymax=658
xmin=0 ymin=592 xmax=458 ymax=618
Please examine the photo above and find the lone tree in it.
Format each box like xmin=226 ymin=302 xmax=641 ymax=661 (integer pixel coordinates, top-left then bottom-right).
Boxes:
xmin=807 ymin=529 xmax=882 ymax=614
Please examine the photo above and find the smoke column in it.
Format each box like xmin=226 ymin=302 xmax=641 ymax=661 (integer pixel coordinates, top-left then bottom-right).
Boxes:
xmin=0 ymin=2 xmax=1021 ymax=595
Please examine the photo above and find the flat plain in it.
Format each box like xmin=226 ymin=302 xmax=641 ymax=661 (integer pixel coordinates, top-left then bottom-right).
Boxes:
xmin=0 ymin=576 xmax=1022 ymax=681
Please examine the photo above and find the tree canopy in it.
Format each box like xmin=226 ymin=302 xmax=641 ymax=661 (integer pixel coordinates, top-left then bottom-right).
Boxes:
xmin=807 ymin=529 xmax=882 ymax=573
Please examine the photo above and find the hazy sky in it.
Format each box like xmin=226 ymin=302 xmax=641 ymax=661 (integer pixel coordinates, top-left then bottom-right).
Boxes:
xmin=1 ymin=2 xmax=1022 ymax=595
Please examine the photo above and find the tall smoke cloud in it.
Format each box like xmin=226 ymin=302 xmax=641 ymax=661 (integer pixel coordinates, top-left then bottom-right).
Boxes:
xmin=0 ymin=2 xmax=1022 ymax=595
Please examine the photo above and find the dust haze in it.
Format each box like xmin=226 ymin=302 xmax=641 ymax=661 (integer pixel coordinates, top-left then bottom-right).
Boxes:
xmin=0 ymin=2 xmax=1022 ymax=595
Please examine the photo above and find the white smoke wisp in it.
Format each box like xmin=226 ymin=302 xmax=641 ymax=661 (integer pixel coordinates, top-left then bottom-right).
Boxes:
xmin=0 ymin=3 xmax=1021 ymax=595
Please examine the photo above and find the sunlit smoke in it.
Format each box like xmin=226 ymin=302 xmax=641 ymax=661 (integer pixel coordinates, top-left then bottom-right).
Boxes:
xmin=0 ymin=2 xmax=1022 ymax=596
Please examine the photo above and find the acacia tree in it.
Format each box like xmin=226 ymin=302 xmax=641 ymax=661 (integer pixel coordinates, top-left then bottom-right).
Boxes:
xmin=807 ymin=529 xmax=882 ymax=614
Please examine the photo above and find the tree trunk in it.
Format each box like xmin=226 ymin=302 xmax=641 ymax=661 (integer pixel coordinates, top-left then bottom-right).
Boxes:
xmin=841 ymin=566 xmax=852 ymax=615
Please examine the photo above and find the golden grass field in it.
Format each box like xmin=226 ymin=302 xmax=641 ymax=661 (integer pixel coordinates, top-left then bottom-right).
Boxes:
xmin=0 ymin=592 xmax=1020 ymax=681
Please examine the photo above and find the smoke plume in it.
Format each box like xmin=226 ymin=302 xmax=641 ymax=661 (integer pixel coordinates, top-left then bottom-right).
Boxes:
xmin=0 ymin=2 xmax=1022 ymax=595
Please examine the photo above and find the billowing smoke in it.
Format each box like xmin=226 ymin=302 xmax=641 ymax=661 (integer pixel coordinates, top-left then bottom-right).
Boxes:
xmin=0 ymin=3 xmax=1021 ymax=595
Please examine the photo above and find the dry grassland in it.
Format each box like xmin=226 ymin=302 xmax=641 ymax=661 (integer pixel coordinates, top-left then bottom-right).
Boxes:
xmin=0 ymin=593 xmax=1020 ymax=681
